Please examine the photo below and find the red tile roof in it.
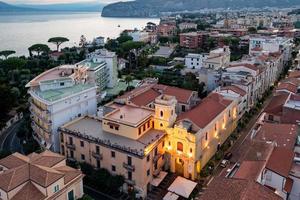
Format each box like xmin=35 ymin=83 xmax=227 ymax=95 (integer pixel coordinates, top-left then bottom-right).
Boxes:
xmin=284 ymin=177 xmax=293 ymax=193
xmin=234 ymin=161 xmax=266 ymax=180
xmin=11 ymin=182 xmax=46 ymax=200
xmin=222 ymin=85 xmax=247 ymax=96
xmin=266 ymin=147 xmax=294 ymax=178
xmin=228 ymin=63 xmax=259 ymax=72
xmin=154 ymin=84 xmax=195 ymax=104
xmin=200 ymin=177 xmax=282 ymax=200
xmin=130 ymin=89 xmax=160 ymax=106
xmin=288 ymin=70 xmax=300 ymax=78
xmin=264 ymin=93 xmax=289 ymax=116
xmin=277 ymin=82 xmax=297 ymax=94
xmin=178 ymin=93 xmax=232 ymax=129
xmin=255 ymin=123 xmax=298 ymax=150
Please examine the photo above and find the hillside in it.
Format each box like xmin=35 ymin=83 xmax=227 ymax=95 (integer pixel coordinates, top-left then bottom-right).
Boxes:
xmin=0 ymin=1 xmax=36 ymax=12
xmin=102 ymin=0 xmax=300 ymax=17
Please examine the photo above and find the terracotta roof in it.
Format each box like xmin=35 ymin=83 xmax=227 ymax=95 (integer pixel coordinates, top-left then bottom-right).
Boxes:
xmin=266 ymin=147 xmax=294 ymax=178
xmin=178 ymin=93 xmax=232 ymax=129
xmin=277 ymin=82 xmax=297 ymax=94
xmin=130 ymin=89 xmax=160 ymax=106
xmin=0 ymin=164 xmax=29 ymax=192
xmin=30 ymin=164 xmax=64 ymax=187
xmin=222 ymin=85 xmax=247 ymax=96
xmin=255 ymin=123 xmax=298 ymax=150
xmin=234 ymin=161 xmax=266 ymax=181
xmin=284 ymin=177 xmax=293 ymax=193
xmin=228 ymin=63 xmax=258 ymax=72
xmin=154 ymin=84 xmax=195 ymax=104
xmin=11 ymin=182 xmax=46 ymax=200
xmin=242 ymin=140 xmax=274 ymax=161
xmin=264 ymin=93 xmax=289 ymax=116
xmin=0 ymin=153 xmax=29 ymax=169
xmin=200 ymin=177 xmax=282 ymax=200
xmin=55 ymin=166 xmax=82 ymax=184
xmin=288 ymin=70 xmax=300 ymax=78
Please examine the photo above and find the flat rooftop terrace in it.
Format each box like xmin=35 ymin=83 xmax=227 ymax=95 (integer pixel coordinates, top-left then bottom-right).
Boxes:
xmin=77 ymin=60 xmax=106 ymax=70
xmin=61 ymin=116 xmax=165 ymax=157
xmin=32 ymin=83 xmax=95 ymax=102
xmin=104 ymin=105 xmax=154 ymax=126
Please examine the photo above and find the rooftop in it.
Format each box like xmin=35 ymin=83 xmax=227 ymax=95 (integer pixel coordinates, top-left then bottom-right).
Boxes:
xmin=266 ymin=147 xmax=294 ymax=178
xmin=177 ymin=93 xmax=232 ymax=129
xmin=31 ymin=83 xmax=95 ymax=103
xmin=254 ymin=123 xmax=298 ymax=150
xmin=61 ymin=116 xmax=165 ymax=157
xmin=104 ymin=105 xmax=153 ymax=126
xmin=200 ymin=177 xmax=282 ymax=200
xmin=77 ymin=59 xmax=106 ymax=70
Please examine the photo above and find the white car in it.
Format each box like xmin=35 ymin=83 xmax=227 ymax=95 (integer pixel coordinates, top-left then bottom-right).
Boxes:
xmin=221 ymin=159 xmax=229 ymax=168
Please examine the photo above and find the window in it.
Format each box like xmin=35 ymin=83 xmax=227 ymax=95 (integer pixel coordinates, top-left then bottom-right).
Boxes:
xmin=60 ymin=82 xmax=65 ymax=86
xmin=112 ymin=165 xmax=116 ymax=172
xmin=182 ymin=105 xmax=186 ymax=112
xmin=80 ymin=141 xmax=84 ymax=147
xmin=177 ymin=142 xmax=183 ymax=152
xmin=96 ymin=160 xmax=100 ymax=168
xmin=143 ymin=124 xmax=146 ymax=131
xmin=69 ymin=137 xmax=73 ymax=145
xmin=61 ymin=145 xmax=65 ymax=156
xmin=154 ymin=148 xmax=158 ymax=156
xmin=268 ymin=115 xmax=274 ymax=121
xmin=81 ymin=154 xmax=85 ymax=161
xmin=138 ymin=127 xmax=141 ymax=135
xmin=160 ymin=111 xmax=164 ymax=117
xmin=111 ymin=151 xmax=115 ymax=158
xmin=128 ymin=156 xmax=132 ymax=165
xmin=128 ymin=171 xmax=132 ymax=180
xmin=54 ymin=185 xmax=59 ymax=193
xmin=147 ymin=169 xmax=150 ymax=176
xmin=215 ymin=124 xmax=217 ymax=131
xmin=96 ymin=146 xmax=100 ymax=154
xmin=110 ymin=125 xmax=113 ymax=129
xmin=162 ymin=141 xmax=165 ymax=147
xmin=160 ymin=123 xmax=163 ymax=127
xmin=229 ymin=110 xmax=231 ymax=117
xmin=152 ymin=121 xmax=154 ymax=128
xmin=68 ymin=190 xmax=74 ymax=200
xmin=205 ymin=132 xmax=208 ymax=141
xmin=154 ymin=163 xmax=158 ymax=170
xmin=190 ymin=148 xmax=193 ymax=153
xmin=147 ymin=155 xmax=150 ymax=162
xmin=70 ymin=150 xmax=74 ymax=158
xmin=147 ymin=121 xmax=150 ymax=128
xmin=115 ymin=126 xmax=119 ymax=131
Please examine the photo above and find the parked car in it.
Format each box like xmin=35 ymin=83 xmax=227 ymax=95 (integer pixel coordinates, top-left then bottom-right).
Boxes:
xmin=224 ymin=152 xmax=233 ymax=160
xmin=221 ymin=159 xmax=230 ymax=168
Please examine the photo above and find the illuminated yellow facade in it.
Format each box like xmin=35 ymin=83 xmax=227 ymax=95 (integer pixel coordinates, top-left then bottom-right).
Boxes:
xmin=59 ymin=93 xmax=238 ymax=198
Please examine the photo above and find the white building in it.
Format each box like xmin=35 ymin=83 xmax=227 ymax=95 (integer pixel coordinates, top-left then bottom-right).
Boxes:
xmin=26 ymin=65 xmax=98 ymax=152
xmin=178 ymin=22 xmax=197 ymax=31
xmin=185 ymin=53 xmax=208 ymax=69
xmin=204 ymin=46 xmax=231 ymax=70
xmin=128 ymin=30 xmax=150 ymax=43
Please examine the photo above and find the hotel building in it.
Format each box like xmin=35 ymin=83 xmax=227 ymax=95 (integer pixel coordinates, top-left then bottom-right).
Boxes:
xmin=59 ymin=92 xmax=238 ymax=198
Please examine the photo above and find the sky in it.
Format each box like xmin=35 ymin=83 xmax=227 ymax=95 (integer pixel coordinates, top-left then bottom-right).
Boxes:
xmin=3 ymin=0 xmax=125 ymax=4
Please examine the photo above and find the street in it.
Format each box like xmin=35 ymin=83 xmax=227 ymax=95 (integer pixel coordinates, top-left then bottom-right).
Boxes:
xmin=0 ymin=119 xmax=24 ymax=153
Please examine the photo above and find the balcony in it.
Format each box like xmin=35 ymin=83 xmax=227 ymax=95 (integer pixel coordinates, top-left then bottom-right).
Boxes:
xmin=66 ymin=143 xmax=76 ymax=150
xmin=29 ymin=97 xmax=50 ymax=113
xmin=153 ymin=153 xmax=163 ymax=163
xmin=92 ymin=152 xmax=103 ymax=160
xmin=123 ymin=162 xmax=135 ymax=172
xmin=125 ymin=179 xmax=136 ymax=186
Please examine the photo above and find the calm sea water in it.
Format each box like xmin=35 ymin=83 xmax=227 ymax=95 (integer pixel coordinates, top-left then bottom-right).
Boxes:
xmin=0 ymin=12 xmax=159 ymax=56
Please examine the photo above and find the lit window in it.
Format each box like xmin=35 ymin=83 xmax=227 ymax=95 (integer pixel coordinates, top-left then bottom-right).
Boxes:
xmin=205 ymin=132 xmax=208 ymax=141
xmin=177 ymin=142 xmax=183 ymax=152
xmin=160 ymin=111 xmax=164 ymax=117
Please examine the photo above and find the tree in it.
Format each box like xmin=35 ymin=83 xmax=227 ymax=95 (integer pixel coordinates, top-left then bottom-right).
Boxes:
xmin=48 ymin=37 xmax=69 ymax=52
xmin=28 ymin=44 xmax=50 ymax=57
xmin=125 ymin=75 xmax=134 ymax=87
xmin=248 ymin=27 xmax=257 ymax=34
xmin=0 ymin=50 xmax=16 ymax=59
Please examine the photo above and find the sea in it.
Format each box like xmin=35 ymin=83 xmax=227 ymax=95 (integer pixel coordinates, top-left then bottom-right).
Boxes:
xmin=0 ymin=12 xmax=159 ymax=56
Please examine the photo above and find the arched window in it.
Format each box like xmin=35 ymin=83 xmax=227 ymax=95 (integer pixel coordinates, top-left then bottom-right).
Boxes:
xmin=177 ymin=142 xmax=183 ymax=152
xmin=160 ymin=110 xmax=164 ymax=117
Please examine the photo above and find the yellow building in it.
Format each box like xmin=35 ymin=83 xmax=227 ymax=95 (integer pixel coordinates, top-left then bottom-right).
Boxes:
xmin=59 ymin=93 xmax=238 ymax=198
xmin=0 ymin=150 xmax=84 ymax=200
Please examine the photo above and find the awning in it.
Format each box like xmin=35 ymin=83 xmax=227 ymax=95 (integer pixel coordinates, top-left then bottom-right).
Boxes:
xmin=168 ymin=177 xmax=197 ymax=198
xmin=163 ymin=192 xmax=179 ymax=200
xmin=151 ymin=171 xmax=168 ymax=187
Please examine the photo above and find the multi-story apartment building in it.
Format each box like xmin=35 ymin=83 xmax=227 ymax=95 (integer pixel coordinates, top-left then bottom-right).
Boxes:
xmin=185 ymin=53 xmax=208 ymax=69
xmin=79 ymin=49 xmax=118 ymax=89
xmin=203 ymin=46 xmax=231 ymax=70
xmin=178 ymin=22 xmax=197 ymax=31
xmin=179 ymin=32 xmax=209 ymax=49
xmin=157 ymin=23 xmax=177 ymax=37
xmin=0 ymin=150 xmax=84 ymax=200
xmin=26 ymin=65 xmax=98 ymax=151
xmin=59 ymin=92 xmax=238 ymax=198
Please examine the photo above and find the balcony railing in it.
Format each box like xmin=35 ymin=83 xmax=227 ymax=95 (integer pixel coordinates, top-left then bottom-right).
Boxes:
xmin=66 ymin=143 xmax=76 ymax=150
xmin=123 ymin=162 xmax=135 ymax=172
xmin=92 ymin=152 xmax=103 ymax=160
xmin=125 ymin=179 xmax=136 ymax=186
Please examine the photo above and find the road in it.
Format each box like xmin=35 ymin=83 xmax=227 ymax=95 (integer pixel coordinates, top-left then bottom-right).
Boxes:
xmin=0 ymin=119 xmax=24 ymax=153
xmin=211 ymin=93 xmax=274 ymax=179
